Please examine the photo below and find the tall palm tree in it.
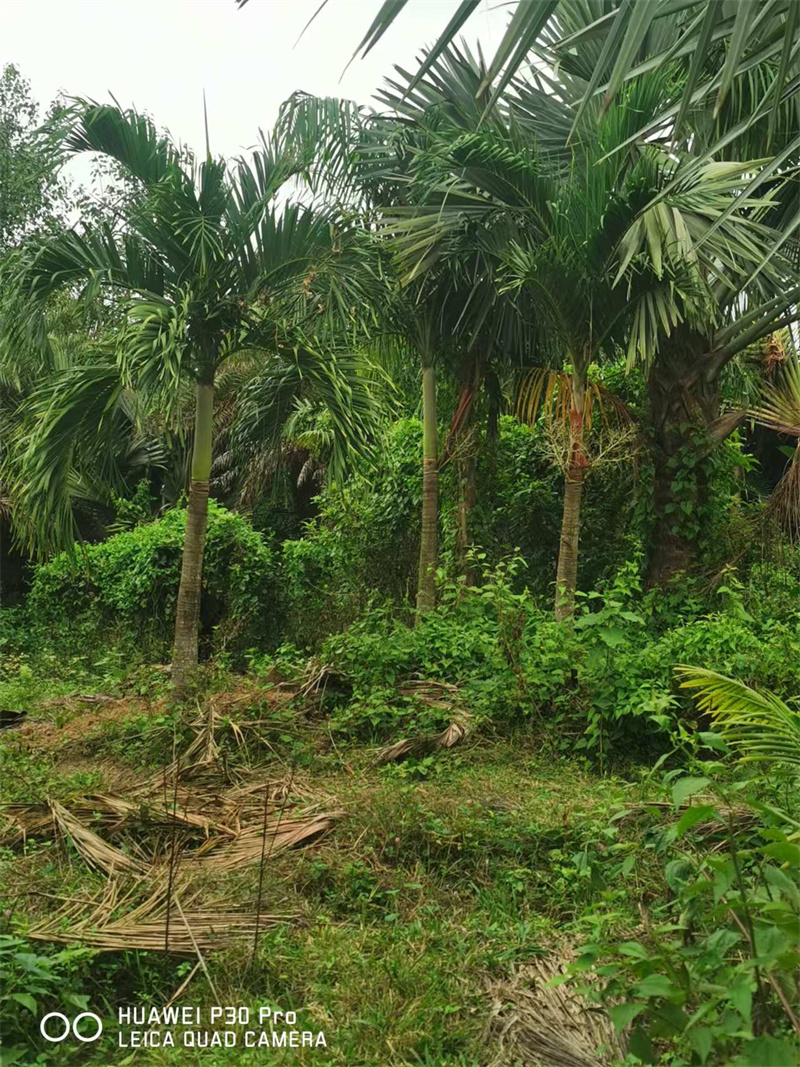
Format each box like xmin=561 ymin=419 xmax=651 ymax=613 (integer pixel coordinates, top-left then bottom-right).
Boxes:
xmin=373 ymin=49 xmax=781 ymax=618
xmin=541 ymin=4 xmax=800 ymax=582
xmin=274 ymin=78 xmax=535 ymax=614
xmin=2 ymin=101 xmax=381 ymax=691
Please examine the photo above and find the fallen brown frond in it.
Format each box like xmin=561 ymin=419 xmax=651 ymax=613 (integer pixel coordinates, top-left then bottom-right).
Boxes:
xmin=486 ymin=954 xmax=626 ymax=1067
xmin=28 ymin=874 xmax=295 ymax=955
xmin=180 ymin=810 xmax=346 ymax=871
xmin=0 ymin=804 xmax=52 ymax=846
xmin=50 ymin=800 xmax=147 ymax=877
xmin=377 ymin=678 xmax=473 ymax=763
xmin=4 ymin=782 xmax=343 ymax=873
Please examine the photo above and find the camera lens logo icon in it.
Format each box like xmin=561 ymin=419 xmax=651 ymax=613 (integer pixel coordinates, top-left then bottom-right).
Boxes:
xmin=40 ymin=1011 xmax=103 ymax=1043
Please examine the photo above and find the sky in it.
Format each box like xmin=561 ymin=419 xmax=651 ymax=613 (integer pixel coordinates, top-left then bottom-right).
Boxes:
xmin=1 ymin=0 xmax=506 ymax=165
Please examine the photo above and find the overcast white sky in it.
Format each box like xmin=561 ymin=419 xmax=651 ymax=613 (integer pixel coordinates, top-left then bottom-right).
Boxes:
xmin=1 ymin=0 xmax=506 ymax=162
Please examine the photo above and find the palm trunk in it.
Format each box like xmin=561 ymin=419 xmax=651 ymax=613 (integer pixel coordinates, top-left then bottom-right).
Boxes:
xmin=645 ymin=331 xmax=720 ymax=586
xmin=416 ymin=361 xmax=438 ymax=616
xmin=555 ymin=372 xmax=587 ymax=622
xmin=456 ymin=446 xmax=477 ymax=586
xmin=172 ymin=379 xmax=214 ymax=692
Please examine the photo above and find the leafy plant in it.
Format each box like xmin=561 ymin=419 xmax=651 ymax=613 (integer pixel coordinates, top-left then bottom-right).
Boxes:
xmin=0 ymin=936 xmax=96 ymax=1063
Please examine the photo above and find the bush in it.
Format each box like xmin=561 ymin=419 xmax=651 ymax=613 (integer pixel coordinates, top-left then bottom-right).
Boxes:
xmin=25 ymin=502 xmax=282 ymax=663
xmin=280 ymin=414 xmax=639 ymax=648
xmin=311 ymin=557 xmax=575 ymax=740
xmin=281 ymin=418 xmax=422 ymax=644
xmin=301 ymin=555 xmax=800 ymax=760
xmin=572 ymin=564 xmax=800 ymax=758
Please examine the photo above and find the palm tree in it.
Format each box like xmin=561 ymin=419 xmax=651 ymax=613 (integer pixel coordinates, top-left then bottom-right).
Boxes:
xmin=373 ymin=48 xmax=782 ymax=618
xmin=2 ymin=101 xmax=381 ymax=691
xmin=389 ymin=24 xmax=800 ymax=587
xmin=274 ymin=78 xmax=535 ymax=615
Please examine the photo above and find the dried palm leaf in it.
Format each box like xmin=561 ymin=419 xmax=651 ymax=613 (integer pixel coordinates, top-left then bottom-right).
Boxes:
xmin=516 ymin=369 xmax=633 ymax=437
xmin=377 ymin=715 xmax=473 ymax=764
xmin=50 ymin=800 xmax=147 ymax=877
xmin=487 ymin=955 xmax=626 ymax=1067
xmin=28 ymin=875 xmax=295 ymax=955
xmin=181 ymin=810 xmax=346 ymax=871
xmin=765 ymin=444 xmax=800 ymax=544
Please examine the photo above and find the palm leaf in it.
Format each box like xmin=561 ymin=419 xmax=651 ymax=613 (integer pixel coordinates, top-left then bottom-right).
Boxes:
xmin=677 ymin=665 xmax=800 ymax=770
xmin=751 ymin=357 xmax=800 ymax=436
xmin=64 ymin=100 xmax=182 ymax=185
xmin=515 ymin=367 xmax=633 ymax=436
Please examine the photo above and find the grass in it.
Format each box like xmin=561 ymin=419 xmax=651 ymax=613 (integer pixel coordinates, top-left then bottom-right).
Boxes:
xmin=0 ymin=662 xmax=663 ymax=1067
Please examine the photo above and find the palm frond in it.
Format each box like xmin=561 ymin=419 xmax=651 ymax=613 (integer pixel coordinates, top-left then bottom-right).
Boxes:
xmin=765 ymin=443 xmax=800 ymax=544
xmin=63 ymin=100 xmax=183 ymax=185
xmin=515 ymin=368 xmax=633 ymax=435
xmin=677 ymin=665 xmax=800 ymax=769
xmin=6 ymin=362 xmax=130 ymax=556
xmin=751 ymin=357 xmax=800 ymax=436
xmin=232 ymin=344 xmax=387 ymax=484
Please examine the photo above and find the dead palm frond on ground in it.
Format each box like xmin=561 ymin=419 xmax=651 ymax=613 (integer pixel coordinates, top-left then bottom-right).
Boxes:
xmin=487 ymin=953 xmax=626 ymax=1067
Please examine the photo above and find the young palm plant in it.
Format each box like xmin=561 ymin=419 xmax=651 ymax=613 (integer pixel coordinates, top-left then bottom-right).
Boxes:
xmin=2 ymin=101 xmax=381 ymax=691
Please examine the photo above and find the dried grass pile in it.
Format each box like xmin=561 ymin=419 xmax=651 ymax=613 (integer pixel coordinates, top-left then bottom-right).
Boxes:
xmin=487 ymin=955 xmax=626 ymax=1067
xmin=1 ymin=696 xmax=345 ymax=954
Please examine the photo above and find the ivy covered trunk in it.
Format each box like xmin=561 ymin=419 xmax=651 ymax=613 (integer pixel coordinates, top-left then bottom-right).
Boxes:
xmin=645 ymin=331 xmax=722 ymax=586
xmin=172 ymin=378 xmax=214 ymax=691
xmin=555 ymin=372 xmax=588 ymax=622
xmin=416 ymin=360 xmax=438 ymax=616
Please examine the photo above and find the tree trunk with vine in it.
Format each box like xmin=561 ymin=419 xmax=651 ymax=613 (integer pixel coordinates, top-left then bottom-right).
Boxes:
xmin=645 ymin=330 xmax=725 ymax=586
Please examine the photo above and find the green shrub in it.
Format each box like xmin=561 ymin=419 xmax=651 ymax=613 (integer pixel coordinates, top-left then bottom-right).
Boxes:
xmin=281 ymin=418 xmax=422 ymax=644
xmin=0 ymin=936 xmax=98 ymax=1063
xmin=571 ymin=772 xmax=800 ymax=1066
xmin=573 ymin=564 xmax=800 ymax=758
xmin=280 ymin=415 xmax=638 ymax=648
xmin=312 ymin=557 xmax=575 ymax=740
xmin=25 ymin=502 xmax=282 ymax=663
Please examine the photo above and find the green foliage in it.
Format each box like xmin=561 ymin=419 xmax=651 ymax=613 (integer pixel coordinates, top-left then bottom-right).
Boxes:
xmin=281 ymin=414 xmax=639 ymax=647
xmin=109 ymin=477 xmax=158 ymax=531
xmin=0 ymin=64 xmax=71 ymax=250
xmin=570 ymin=773 xmax=800 ymax=1066
xmin=0 ymin=936 xmax=97 ymax=1063
xmin=295 ymin=551 xmax=800 ymax=762
xmin=281 ymin=418 xmax=422 ymax=643
xmin=25 ymin=502 xmax=282 ymax=662
xmin=315 ymin=555 xmax=569 ymax=740
xmin=574 ymin=566 xmax=800 ymax=759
